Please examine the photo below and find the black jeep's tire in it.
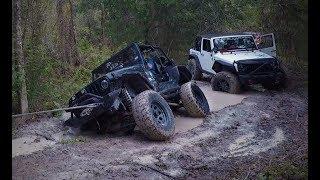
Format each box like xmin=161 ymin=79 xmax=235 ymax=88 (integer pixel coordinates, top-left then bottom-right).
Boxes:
xmin=132 ymin=90 xmax=175 ymax=141
xmin=188 ymin=58 xmax=202 ymax=80
xmin=180 ymin=82 xmax=210 ymax=118
xmin=211 ymin=71 xmax=241 ymax=94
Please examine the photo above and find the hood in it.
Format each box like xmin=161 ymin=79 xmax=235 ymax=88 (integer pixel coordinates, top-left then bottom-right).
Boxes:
xmin=214 ymin=50 xmax=274 ymax=64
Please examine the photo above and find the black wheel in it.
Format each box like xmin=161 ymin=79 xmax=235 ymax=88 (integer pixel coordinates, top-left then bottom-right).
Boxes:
xmin=188 ymin=58 xmax=202 ymax=80
xmin=132 ymin=90 xmax=175 ymax=141
xmin=211 ymin=71 xmax=241 ymax=94
xmin=262 ymin=72 xmax=287 ymax=90
xmin=180 ymin=82 xmax=210 ymax=117
xmin=262 ymin=63 xmax=288 ymax=90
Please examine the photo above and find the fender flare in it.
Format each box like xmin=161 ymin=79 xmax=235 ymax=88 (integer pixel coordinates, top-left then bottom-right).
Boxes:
xmin=213 ymin=60 xmax=237 ymax=73
xmin=118 ymin=73 xmax=154 ymax=93
xmin=188 ymin=54 xmax=203 ymax=71
xmin=177 ymin=65 xmax=192 ymax=84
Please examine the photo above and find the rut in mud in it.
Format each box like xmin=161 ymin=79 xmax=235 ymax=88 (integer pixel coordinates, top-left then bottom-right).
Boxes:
xmin=12 ymin=83 xmax=308 ymax=179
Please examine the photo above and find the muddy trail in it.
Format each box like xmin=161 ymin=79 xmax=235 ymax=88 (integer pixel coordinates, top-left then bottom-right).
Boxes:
xmin=12 ymin=82 xmax=308 ymax=179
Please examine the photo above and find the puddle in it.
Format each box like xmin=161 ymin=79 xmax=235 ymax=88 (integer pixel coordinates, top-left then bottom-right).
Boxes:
xmin=174 ymin=81 xmax=248 ymax=133
xmin=12 ymin=132 xmax=72 ymax=158
xmin=12 ymin=135 xmax=57 ymax=158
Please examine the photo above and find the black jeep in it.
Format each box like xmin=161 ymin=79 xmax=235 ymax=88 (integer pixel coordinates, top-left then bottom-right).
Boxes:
xmin=64 ymin=43 xmax=210 ymax=140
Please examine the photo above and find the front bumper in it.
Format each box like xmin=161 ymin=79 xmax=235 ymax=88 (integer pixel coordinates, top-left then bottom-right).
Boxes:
xmin=64 ymin=90 xmax=122 ymax=128
xmin=64 ymin=103 xmax=106 ymax=128
xmin=239 ymin=71 xmax=285 ymax=85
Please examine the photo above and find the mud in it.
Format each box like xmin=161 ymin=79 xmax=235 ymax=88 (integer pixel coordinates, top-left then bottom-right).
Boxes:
xmin=12 ymin=82 xmax=308 ymax=179
xmin=175 ymin=81 xmax=248 ymax=132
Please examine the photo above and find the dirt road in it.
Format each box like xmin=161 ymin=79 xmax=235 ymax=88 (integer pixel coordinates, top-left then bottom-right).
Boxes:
xmin=12 ymin=81 xmax=308 ymax=179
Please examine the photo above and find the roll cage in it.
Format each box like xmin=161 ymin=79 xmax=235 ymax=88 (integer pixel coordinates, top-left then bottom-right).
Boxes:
xmin=91 ymin=43 xmax=175 ymax=81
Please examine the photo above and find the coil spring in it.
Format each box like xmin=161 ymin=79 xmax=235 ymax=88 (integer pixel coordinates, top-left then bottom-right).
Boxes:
xmin=121 ymin=88 xmax=133 ymax=111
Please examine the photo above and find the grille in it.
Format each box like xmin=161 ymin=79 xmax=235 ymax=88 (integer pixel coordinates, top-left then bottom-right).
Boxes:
xmin=238 ymin=60 xmax=276 ymax=74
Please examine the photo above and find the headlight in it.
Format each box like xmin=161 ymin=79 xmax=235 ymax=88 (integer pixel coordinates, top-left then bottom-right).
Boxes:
xmin=101 ymin=79 xmax=109 ymax=89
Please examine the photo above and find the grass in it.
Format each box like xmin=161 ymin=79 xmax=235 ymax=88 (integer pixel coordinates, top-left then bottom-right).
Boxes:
xmin=257 ymin=162 xmax=308 ymax=180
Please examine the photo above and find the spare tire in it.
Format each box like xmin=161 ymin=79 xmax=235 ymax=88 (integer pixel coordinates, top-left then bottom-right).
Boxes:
xmin=211 ymin=71 xmax=241 ymax=94
xmin=180 ymin=82 xmax=210 ymax=118
xmin=187 ymin=58 xmax=202 ymax=80
xmin=132 ymin=90 xmax=175 ymax=141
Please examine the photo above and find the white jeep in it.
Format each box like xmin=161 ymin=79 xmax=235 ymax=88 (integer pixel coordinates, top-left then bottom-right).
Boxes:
xmin=188 ymin=33 xmax=287 ymax=93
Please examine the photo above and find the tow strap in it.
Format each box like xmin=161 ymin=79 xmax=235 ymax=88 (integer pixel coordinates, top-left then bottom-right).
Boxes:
xmin=11 ymin=103 xmax=101 ymax=118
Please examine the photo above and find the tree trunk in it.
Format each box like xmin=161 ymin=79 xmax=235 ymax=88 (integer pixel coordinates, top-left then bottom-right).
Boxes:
xmin=56 ymin=0 xmax=69 ymax=65
xmin=56 ymin=0 xmax=79 ymax=66
xmin=67 ymin=0 xmax=80 ymax=66
xmin=15 ymin=0 xmax=29 ymax=114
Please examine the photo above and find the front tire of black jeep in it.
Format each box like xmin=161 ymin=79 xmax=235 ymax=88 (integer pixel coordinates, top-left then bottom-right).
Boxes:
xmin=180 ymin=82 xmax=210 ymax=118
xmin=211 ymin=71 xmax=241 ymax=94
xmin=188 ymin=58 xmax=202 ymax=80
xmin=132 ymin=90 xmax=175 ymax=141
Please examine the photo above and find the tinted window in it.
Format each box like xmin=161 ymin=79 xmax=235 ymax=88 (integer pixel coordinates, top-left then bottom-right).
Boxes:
xmin=202 ymin=39 xmax=211 ymax=52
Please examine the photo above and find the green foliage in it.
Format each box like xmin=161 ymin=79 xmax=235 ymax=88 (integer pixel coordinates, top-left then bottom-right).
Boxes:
xmin=12 ymin=0 xmax=308 ymax=113
xmin=257 ymin=162 xmax=308 ymax=180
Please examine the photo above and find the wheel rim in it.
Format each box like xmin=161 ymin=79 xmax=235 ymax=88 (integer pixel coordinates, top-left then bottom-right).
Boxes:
xmin=191 ymin=84 xmax=210 ymax=113
xmin=217 ymin=80 xmax=230 ymax=92
xmin=151 ymin=102 xmax=169 ymax=127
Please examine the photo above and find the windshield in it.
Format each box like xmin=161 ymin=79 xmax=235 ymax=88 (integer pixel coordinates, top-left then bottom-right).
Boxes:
xmin=213 ymin=36 xmax=257 ymax=51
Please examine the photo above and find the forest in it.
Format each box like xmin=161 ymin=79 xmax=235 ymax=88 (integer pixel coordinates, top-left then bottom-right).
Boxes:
xmin=12 ymin=0 xmax=308 ymax=114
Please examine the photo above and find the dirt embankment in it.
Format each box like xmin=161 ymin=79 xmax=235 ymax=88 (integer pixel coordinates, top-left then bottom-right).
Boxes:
xmin=12 ymin=83 xmax=308 ymax=179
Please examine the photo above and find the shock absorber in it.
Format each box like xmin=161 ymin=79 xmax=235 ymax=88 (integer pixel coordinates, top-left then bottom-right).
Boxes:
xmin=121 ymin=88 xmax=133 ymax=111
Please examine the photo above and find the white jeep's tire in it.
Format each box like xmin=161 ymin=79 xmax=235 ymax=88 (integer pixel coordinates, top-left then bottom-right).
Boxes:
xmin=187 ymin=58 xmax=202 ymax=80
xmin=211 ymin=71 xmax=241 ymax=94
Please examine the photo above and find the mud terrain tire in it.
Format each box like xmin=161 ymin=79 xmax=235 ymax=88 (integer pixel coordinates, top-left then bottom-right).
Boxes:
xmin=132 ymin=90 xmax=175 ymax=141
xmin=211 ymin=71 xmax=241 ymax=94
xmin=262 ymin=63 xmax=288 ymax=90
xmin=180 ymin=82 xmax=210 ymax=118
xmin=188 ymin=58 xmax=202 ymax=80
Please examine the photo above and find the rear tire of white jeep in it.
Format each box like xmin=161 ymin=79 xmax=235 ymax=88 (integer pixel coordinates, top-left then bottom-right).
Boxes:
xmin=211 ymin=71 xmax=241 ymax=94
xmin=180 ymin=82 xmax=210 ymax=118
xmin=132 ymin=90 xmax=175 ymax=141
xmin=187 ymin=58 xmax=202 ymax=80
